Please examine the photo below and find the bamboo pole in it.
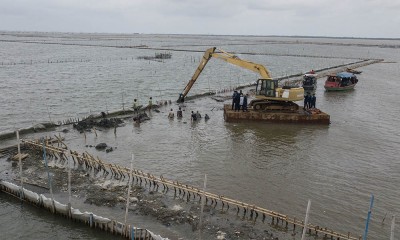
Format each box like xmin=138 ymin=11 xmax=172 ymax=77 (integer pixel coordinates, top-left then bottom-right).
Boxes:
xmin=363 ymin=194 xmax=374 ymax=240
xmin=42 ymin=140 xmax=55 ymax=212
xmin=390 ymin=215 xmax=395 ymax=240
xmin=199 ymin=174 xmax=207 ymax=240
xmin=16 ymin=130 xmax=24 ymax=201
xmin=301 ymin=200 xmax=311 ymax=240
xmin=124 ymin=154 xmax=134 ymax=226
xmin=67 ymin=155 xmax=72 ymax=217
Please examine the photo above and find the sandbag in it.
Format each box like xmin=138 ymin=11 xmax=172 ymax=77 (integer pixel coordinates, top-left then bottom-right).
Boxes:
xmin=23 ymin=188 xmax=40 ymax=203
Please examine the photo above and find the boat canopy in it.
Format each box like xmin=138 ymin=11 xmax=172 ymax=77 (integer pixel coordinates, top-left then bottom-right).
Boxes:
xmin=304 ymin=73 xmax=317 ymax=78
xmin=337 ymin=72 xmax=355 ymax=78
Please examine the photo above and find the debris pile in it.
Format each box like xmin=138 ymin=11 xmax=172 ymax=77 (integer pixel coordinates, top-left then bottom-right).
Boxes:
xmin=306 ymin=108 xmax=322 ymax=115
xmin=137 ymin=52 xmax=172 ymax=61
xmin=73 ymin=118 xmax=123 ymax=132
xmin=133 ymin=112 xmax=150 ymax=123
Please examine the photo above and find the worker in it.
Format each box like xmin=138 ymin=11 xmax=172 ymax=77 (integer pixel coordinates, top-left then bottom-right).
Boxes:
xmin=148 ymin=97 xmax=153 ymax=110
xmin=239 ymin=94 xmax=244 ymax=111
xmin=168 ymin=108 xmax=174 ymax=119
xmin=196 ymin=111 xmax=202 ymax=119
xmin=191 ymin=111 xmax=197 ymax=121
xmin=308 ymin=94 xmax=313 ymax=109
xmin=234 ymin=92 xmax=241 ymax=111
xmin=311 ymin=94 xmax=316 ymax=109
xmin=133 ymin=118 xmax=140 ymax=127
xmin=243 ymin=94 xmax=248 ymax=112
xmin=177 ymin=107 xmax=183 ymax=118
xmin=132 ymin=99 xmax=138 ymax=114
xmin=304 ymin=94 xmax=309 ymax=109
xmin=132 ymin=99 xmax=137 ymax=109
xmin=232 ymin=90 xmax=238 ymax=110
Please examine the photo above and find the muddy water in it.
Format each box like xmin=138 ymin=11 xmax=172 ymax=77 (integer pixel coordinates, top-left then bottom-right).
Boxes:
xmin=1 ymin=33 xmax=400 ymax=239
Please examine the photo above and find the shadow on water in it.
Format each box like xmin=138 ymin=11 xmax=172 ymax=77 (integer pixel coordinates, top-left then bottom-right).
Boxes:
xmin=323 ymin=89 xmax=356 ymax=100
xmin=224 ymin=121 xmax=329 ymax=146
xmin=225 ymin=121 xmax=307 ymax=142
xmin=221 ymin=121 xmax=329 ymax=172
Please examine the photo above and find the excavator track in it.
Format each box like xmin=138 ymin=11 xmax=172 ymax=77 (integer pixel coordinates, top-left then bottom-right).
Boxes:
xmin=250 ymin=100 xmax=299 ymax=112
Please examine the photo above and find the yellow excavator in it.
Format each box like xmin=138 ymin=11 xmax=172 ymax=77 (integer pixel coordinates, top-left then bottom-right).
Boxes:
xmin=177 ymin=47 xmax=304 ymax=111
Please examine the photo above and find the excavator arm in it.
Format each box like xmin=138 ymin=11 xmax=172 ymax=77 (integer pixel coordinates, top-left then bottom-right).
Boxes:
xmin=178 ymin=47 xmax=272 ymax=102
xmin=178 ymin=47 xmax=216 ymax=102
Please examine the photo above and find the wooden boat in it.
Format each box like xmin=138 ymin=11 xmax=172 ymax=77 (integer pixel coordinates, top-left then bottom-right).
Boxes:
xmin=346 ymin=68 xmax=362 ymax=74
xmin=302 ymin=73 xmax=318 ymax=95
xmin=324 ymin=72 xmax=358 ymax=91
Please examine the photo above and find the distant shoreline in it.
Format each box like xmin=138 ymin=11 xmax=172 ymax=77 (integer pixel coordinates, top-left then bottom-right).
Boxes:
xmin=1 ymin=30 xmax=400 ymax=41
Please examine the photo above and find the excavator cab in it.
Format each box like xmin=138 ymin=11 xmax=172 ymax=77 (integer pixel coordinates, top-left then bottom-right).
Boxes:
xmin=256 ymin=79 xmax=278 ymax=97
xmin=252 ymin=78 xmax=302 ymax=111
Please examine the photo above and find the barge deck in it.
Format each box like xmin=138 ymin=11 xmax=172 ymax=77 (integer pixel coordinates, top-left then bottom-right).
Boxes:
xmin=223 ymin=105 xmax=330 ymax=124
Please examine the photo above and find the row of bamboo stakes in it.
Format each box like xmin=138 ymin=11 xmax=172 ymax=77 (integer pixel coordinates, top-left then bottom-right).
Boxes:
xmin=0 ymin=182 xmax=154 ymax=240
xmin=22 ymin=137 xmax=361 ymax=240
xmin=2 ymin=135 xmax=157 ymax=240
xmin=0 ymin=57 xmax=148 ymax=66
xmin=0 ymin=38 xmax=372 ymax=61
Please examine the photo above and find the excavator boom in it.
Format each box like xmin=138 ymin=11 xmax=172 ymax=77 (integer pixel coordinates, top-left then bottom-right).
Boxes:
xmin=178 ymin=47 xmax=272 ymax=102
xmin=178 ymin=47 xmax=216 ymax=102
xmin=211 ymin=48 xmax=272 ymax=80
xmin=178 ymin=47 xmax=304 ymax=110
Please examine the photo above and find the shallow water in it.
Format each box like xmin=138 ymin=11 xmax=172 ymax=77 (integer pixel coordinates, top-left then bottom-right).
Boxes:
xmin=1 ymin=32 xmax=400 ymax=239
xmin=0 ymin=193 xmax=116 ymax=240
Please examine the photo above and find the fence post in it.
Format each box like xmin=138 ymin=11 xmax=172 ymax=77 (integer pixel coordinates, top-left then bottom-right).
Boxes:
xmin=362 ymin=194 xmax=374 ymax=240
xmin=67 ymin=155 xmax=72 ymax=218
xmin=42 ymin=139 xmax=55 ymax=213
xmin=125 ymin=154 xmax=134 ymax=225
xmin=199 ymin=174 xmax=207 ymax=240
xmin=89 ymin=213 xmax=93 ymax=228
xmin=301 ymin=200 xmax=311 ymax=240
xmin=16 ymin=130 xmax=24 ymax=201
xmin=390 ymin=215 xmax=395 ymax=240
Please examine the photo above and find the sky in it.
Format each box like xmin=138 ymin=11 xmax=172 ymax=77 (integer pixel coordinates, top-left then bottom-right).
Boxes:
xmin=1 ymin=0 xmax=399 ymax=38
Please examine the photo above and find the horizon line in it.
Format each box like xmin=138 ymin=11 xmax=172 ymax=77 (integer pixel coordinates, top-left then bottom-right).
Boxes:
xmin=1 ymin=30 xmax=399 ymax=41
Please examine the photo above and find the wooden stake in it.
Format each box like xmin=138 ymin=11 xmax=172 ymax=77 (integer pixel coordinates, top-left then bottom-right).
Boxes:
xmin=124 ymin=154 xmax=134 ymax=226
xmin=199 ymin=174 xmax=207 ymax=240
xmin=16 ymin=130 xmax=24 ymax=201
xmin=67 ymin=155 xmax=72 ymax=217
xmin=301 ymin=200 xmax=311 ymax=240
xmin=390 ymin=215 xmax=395 ymax=240
xmin=363 ymin=194 xmax=374 ymax=240
xmin=42 ymin=139 xmax=55 ymax=213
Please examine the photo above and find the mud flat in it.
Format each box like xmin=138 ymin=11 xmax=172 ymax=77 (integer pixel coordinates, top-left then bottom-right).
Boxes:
xmin=223 ymin=105 xmax=330 ymax=124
